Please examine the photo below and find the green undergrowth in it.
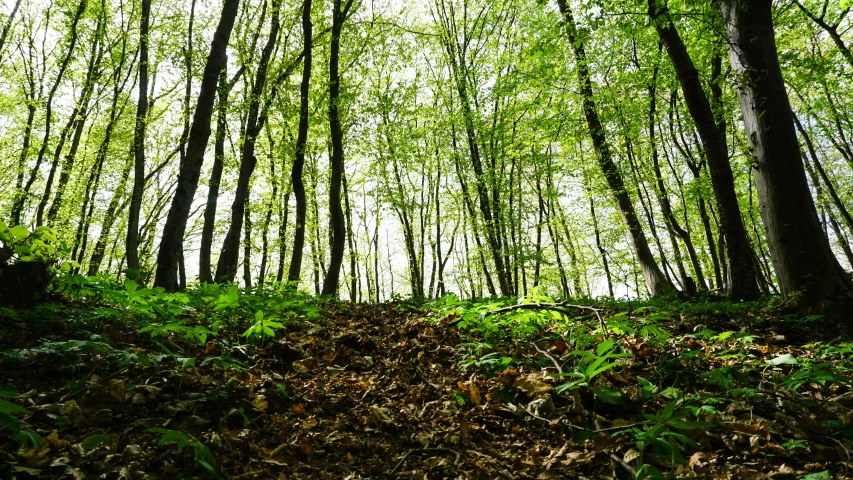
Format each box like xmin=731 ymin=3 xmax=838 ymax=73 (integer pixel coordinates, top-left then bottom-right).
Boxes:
xmin=1 ymin=277 xmax=851 ymax=478
xmin=426 ymin=291 xmax=852 ymax=478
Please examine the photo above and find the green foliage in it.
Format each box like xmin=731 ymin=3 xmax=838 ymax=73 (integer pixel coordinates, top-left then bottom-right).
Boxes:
xmin=625 ymin=398 xmax=714 ymax=466
xmin=556 ymin=338 xmax=631 ymax=393
xmin=0 ymin=384 xmax=43 ymax=448
xmin=146 ymin=428 xmax=223 ymax=479
xmin=0 ymin=222 xmax=77 ymax=271
xmin=242 ymin=310 xmax=285 ymax=344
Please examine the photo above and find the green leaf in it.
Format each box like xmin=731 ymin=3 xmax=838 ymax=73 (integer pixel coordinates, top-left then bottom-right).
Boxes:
xmin=147 ymin=428 xmax=190 ymax=449
xmin=799 ymin=471 xmax=831 ymax=480
xmin=766 ymin=353 xmax=798 ymax=365
xmin=593 ymin=386 xmax=626 ymax=405
xmin=195 ymin=458 xmax=224 ymax=480
xmin=81 ymin=434 xmax=111 ymax=450
xmin=0 ymin=399 xmax=30 ymax=414
xmin=9 ymin=225 xmax=29 ymax=240
xmin=0 ymin=384 xmax=18 ymax=398
xmin=0 ymin=412 xmax=20 ymax=430
xmin=13 ymin=428 xmax=43 ymax=447
xmin=596 ymin=339 xmax=614 ymax=357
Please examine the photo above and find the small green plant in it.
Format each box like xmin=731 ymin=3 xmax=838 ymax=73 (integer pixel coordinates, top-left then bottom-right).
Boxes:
xmin=0 ymin=222 xmax=77 ymax=271
xmin=556 ymin=339 xmax=631 ymax=394
xmin=625 ymin=398 xmax=714 ymax=467
xmin=782 ymin=438 xmax=808 ymax=450
xmin=242 ymin=310 xmax=285 ymax=345
xmin=0 ymin=385 xmax=43 ymax=448
xmin=147 ymin=428 xmax=223 ymax=479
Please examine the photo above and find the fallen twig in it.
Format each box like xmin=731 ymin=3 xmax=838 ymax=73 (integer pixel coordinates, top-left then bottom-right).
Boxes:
xmin=390 ymin=447 xmax=462 ymax=475
xmin=531 ymin=341 xmax=563 ymax=374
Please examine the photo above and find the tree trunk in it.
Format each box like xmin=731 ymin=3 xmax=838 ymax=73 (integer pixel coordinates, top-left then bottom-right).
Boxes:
xmin=125 ymin=0 xmax=149 ymax=279
xmin=0 ymin=0 xmax=22 ymax=65
xmin=215 ymin=0 xmax=280 ymax=284
xmin=320 ymin=0 xmax=354 ymax=297
xmin=557 ymin=0 xmax=674 ymax=297
xmin=11 ymin=0 xmax=87 ymax=225
xmin=718 ymin=0 xmax=853 ymax=317
xmin=199 ymin=69 xmax=230 ymax=283
xmin=650 ymin=0 xmax=760 ymax=299
xmin=155 ymin=0 xmax=240 ymax=290
xmin=287 ymin=0 xmax=313 ymax=286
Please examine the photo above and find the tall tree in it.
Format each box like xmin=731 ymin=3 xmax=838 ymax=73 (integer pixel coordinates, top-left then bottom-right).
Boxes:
xmin=320 ymin=0 xmax=355 ymax=296
xmin=125 ymin=0 xmax=150 ymax=278
xmin=287 ymin=0 xmax=313 ymax=286
xmin=717 ymin=0 xmax=853 ymax=316
xmin=154 ymin=0 xmax=241 ymax=290
xmin=556 ymin=0 xmax=675 ymax=297
xmin=215 ymin=0 xmax=281 ymax=283
xmin=10 ymin=0 xmax=87 ymax=225
xmin=648 ymin=0 xmax=760 ymax=300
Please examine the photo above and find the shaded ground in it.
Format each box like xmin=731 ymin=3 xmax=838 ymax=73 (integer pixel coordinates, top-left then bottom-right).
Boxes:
xmin=1 ymin=297 xmax=852 ymax=479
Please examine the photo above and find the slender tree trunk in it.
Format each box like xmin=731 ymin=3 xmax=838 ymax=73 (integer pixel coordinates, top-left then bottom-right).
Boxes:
xmin=243 ymin=198 xmax=252 ymax=288
xmin=718 ymin=0 xmax=853 ymax=317
xmin=125 ymin=0 xmax=150 ymax=278
xmin=650 ymin=0 xmax=760 ymax=299
xmin=215 ymin=0 xmax=280 ymax=283
xmin=795 ymin=115 xmax=853 ymax=233
xmin=154 ymin=0 xmax=240 ymax=290
xmin=276 ymin=188 xmax=291 ymax=282
xmin=320 ymin=0 xmax=354 ymax=297
xmin=288 ymin=0 xmax=313 ymax=285
xmin=589 ymin=193 xmax=615 ymax=298
xmin=0 ymin=0 xmax=22 ymax=64
xmin=557 ymin=0 xmax=674 ymax=297
xmin=792 ymin=0 xmax=853 ymax=69
xmin=43 ymin=17 xmax=104 ymax=225
xmin=343 ymin=168 xmax=357 ymax=300
xmin=199 ymin=69 xmax=230 ymax=283
xmin=645 ymin=45 xmax=706 ymax=292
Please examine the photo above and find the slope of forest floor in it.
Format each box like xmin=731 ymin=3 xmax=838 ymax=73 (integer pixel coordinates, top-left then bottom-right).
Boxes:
xmin=1 ymin=278 xmax=852 ymax=479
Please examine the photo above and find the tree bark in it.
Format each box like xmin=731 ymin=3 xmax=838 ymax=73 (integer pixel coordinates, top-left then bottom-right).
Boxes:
xmin=125 ymin=0 xmax=149 ymax=279
xmin=650 ymin=0 xmax=760 ymax=299
xmin=287 ymin=0 xmax=313 ymax=286
xmin=718 ymin=0 xmax=853 ymax=317
xmin=320 ymin=0 xmax=354 ymax=296
xmin=154 ymin=0 xmax=240 ymax=290
xmin=215 ymin=0 xmax=281 ymax=283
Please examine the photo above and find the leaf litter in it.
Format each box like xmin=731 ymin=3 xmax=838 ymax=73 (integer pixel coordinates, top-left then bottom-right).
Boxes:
xmin=1 ymin=294 xmax=853 ymax=479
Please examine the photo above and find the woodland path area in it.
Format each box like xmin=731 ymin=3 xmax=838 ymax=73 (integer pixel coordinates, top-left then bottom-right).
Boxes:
xmin=2 ymin=295 xmax=852 ymax=479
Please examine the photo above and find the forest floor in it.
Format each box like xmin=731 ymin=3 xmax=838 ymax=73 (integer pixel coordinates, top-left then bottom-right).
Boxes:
xmin=1 ymin=282 xmax=852 ymax=479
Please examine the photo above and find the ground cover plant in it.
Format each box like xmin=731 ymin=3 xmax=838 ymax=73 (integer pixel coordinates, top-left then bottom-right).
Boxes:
xmin=2 ymin=277 xmax=852 ymax=479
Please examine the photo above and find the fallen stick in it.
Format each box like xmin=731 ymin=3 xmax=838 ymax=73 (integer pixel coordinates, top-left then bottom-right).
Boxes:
xmin=390 ymin=447 xmax=462 ymax=475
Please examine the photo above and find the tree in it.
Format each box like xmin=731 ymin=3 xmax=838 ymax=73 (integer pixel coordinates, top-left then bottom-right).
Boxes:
xmin=648 ymin=0 xmax=760 ymax=300
xmin=154 ymin=0 xmax=241 ymax=290
xmin=320 ymin=0 xmax=355 ymax=296
xmin=215 ymin=0 xmax=281 ymax=284
xmin=717 ymin=0 xmax=853 ymax=316
xmin=288 ymin=0 xmax=314 ymax=286
xmin=125 ymin=0 xmax=150 ymax=279
xmin=556 ymin=0 xmax=675 ymax=297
